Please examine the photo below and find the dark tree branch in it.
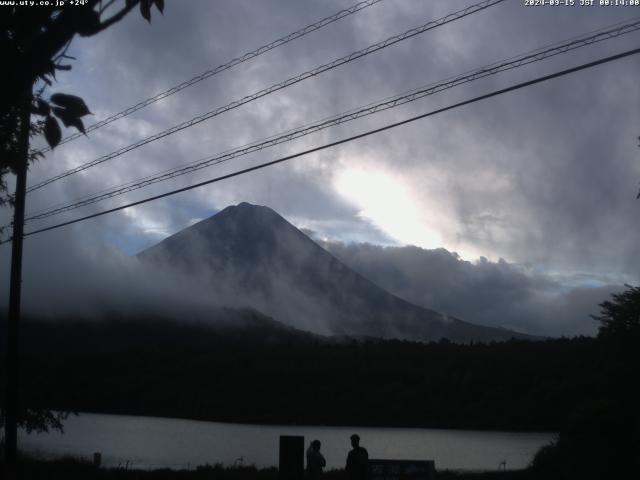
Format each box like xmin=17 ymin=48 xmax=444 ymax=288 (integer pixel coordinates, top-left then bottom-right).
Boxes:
xmin=32 ymin=1 xmax=137 ymax=70
xmin=99 ymin=0 xmax=118 ymax=15
xmin=91 ymin=0 xmax=140 ymax=35
xmin=52 ymin=38 xmax=73 ymax=62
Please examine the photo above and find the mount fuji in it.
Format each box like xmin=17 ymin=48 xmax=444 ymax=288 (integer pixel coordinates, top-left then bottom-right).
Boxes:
xmin=138 ymin=202 xmax=531 ymax=343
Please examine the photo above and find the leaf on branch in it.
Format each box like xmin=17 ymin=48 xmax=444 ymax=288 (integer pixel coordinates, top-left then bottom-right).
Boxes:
xmin=46 ymin=60 xmax=57 ymax=78
xmin=40 ymin=60 xmax=57 ymax=84
xmin=64 ymin=116 xmax=86 ymax=134
xmin=76 ymin=9 xmax=102 ymax=36
xmin=31 ymin=99 xmax=50 ymax=117
xmin=52 ymin=106 xmax=87 ymax=135
xmin=54 ymin=64 xmax=72 ymax=71
xmin=140 ymin=0 xmax=152 ymax=22
xmin=51 ymin=106 xmax=69 ymax=122
xmin=50 ymin=94 xmax=92 ymax=117
xmin=44 ymin=116 xmax=62 ymax=148
xmin=153 ymin=0 xmax=164 ymax=14
xmin=29 ymin=151 xmax=45 ymax=162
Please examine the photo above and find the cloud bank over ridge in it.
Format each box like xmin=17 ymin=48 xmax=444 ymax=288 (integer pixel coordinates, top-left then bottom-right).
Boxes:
xmin=315 ymin=238 xmax=621 ymax=337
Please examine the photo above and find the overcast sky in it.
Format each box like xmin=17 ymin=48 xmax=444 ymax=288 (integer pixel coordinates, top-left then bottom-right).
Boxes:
xmin=2 ymin=0 xmax=639 ymax=336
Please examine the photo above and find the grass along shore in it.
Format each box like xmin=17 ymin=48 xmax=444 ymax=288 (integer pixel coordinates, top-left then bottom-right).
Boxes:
xmin=6 ymin=456 xmax=541 ymax=480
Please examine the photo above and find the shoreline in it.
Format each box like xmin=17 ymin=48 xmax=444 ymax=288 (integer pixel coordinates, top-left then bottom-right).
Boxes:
xmin=7 ymin=457 xmax=540 ymax=479
xmin=42 ymin=410 xmax=558 ymax=436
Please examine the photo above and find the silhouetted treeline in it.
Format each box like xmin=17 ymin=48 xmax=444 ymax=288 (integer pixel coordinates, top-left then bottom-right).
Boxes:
xmin=0 ymin=315 xmax=602 ymax=432
xmin=529 ymin=286 xmax=640 ymax=478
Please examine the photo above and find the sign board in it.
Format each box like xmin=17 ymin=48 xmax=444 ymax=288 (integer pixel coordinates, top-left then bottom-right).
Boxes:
xmin=368 ymin=459 xmax=436 ymax=480
xmin=279 ymin=435 xmax=304 ymax=480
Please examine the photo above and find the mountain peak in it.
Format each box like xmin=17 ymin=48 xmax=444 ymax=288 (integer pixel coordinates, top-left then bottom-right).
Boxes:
xmin=237 ymin=201 xmax=261 ymax=209
xmin=139 ymin=201 xmax=317 ymax=272
xmin=223 ymin=201 xmax=269 ymax=213
xmin=138 ymin=203 xmax=532 ymax=343
xmin=209 ymin=202 xmax=284 ymax=224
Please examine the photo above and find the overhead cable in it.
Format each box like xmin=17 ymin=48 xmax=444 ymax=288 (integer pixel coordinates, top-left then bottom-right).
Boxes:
xmin=26 ymin=0 xmax=505 ymax=193
xmin=23 ymin=18 xmax=640 ymax=222
xmin=3 ymin=45 xmax=636 ymax=245
xmin=31 ymin=0 xmax=385 ymax=155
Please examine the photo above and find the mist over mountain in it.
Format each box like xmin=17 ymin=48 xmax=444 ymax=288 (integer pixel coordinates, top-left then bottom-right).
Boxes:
xmin=311 ymin=240 xmax=618 ymax=337
xmin=138 ymin=202 xmax=531 ymax=343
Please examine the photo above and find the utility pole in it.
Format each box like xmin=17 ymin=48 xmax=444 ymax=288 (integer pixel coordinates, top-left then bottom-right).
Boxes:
xmin=4 ymin=89 xmax=32 ymax=478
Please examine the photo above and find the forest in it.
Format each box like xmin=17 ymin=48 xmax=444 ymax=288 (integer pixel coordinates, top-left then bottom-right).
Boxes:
xmin=2 ymin=314 xmax=601 ymax=432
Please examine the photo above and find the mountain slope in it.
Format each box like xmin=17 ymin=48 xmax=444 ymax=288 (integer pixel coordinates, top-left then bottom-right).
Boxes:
xmin=138 ymin=202 xmax=531 ymax=342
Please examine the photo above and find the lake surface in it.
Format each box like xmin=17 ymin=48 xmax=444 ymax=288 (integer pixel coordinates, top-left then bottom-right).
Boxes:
xmin=20 ymin=413 xmax=554 ymax=471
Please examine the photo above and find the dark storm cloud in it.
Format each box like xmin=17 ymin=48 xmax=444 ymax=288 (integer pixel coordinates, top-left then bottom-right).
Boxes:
xmin=316 ymin=239 xmax=622 ymax=336
xmin=1 ymin=0 xmax=639 ymax=337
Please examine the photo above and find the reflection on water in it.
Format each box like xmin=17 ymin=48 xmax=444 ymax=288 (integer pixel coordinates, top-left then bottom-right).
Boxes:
xmin=21 ymin=413 xmax=553 ymax=471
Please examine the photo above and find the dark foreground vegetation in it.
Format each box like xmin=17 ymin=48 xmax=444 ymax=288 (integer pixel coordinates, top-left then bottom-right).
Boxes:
xmin=6 ymin=457 xmax=538 ymax=480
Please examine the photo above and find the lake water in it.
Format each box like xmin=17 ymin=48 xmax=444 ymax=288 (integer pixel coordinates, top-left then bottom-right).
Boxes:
xmin=20 ymin=413 xmax=554 ymax=471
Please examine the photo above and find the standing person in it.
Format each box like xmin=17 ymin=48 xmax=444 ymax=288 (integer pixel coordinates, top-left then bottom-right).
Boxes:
xmin=346 ymin=434 xmax=368 ymax=480
xmin=306 ymin=439 xmax=326 ymax=480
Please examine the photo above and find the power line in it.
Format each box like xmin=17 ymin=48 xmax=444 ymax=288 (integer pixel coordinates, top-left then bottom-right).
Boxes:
xmin=29 ymin=15 xmax=640 ymax=218
xmin=4 ymin=45 xmax=636 ymax=245
xmin=22 ymin=15 xmax=640 ymax=220
xmin=22 ymin=17 xmax=640 ymax=223
xmin=31 ymin=0 xmax=385 ymax=156
xmin=26 ymin=0 xmax=505 ymax=193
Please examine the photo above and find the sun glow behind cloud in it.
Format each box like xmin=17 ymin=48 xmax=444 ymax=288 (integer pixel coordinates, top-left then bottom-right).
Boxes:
xmin=334 ymin=168 xmax=444 ymax=249
xmin=123 ymin=207 xmax=172 ymax=237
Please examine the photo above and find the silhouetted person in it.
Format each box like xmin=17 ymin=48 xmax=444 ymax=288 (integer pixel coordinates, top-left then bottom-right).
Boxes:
xmin=346 ymin=434 xmax=368 ymax=480
xmin=306 ymin=439 xmax=326 ymax=480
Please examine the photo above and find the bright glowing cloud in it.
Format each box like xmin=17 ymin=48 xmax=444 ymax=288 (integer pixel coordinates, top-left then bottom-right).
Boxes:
xmin=334 ymin=167 xmax=443 ymax=249
xmin=123 ymin=206 xmax=171 ymax=238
